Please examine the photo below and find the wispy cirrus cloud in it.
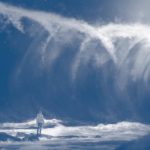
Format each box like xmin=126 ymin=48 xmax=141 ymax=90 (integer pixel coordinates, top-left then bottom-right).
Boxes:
xmin=0 ymin=2 xmax=150 ymax=86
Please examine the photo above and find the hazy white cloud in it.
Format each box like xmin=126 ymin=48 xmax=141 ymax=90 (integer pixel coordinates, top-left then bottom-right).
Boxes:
xmin=0 ymin=2 xmax=150 ymax=84
xmin=0 ymin=119 xmax=149 ymax=142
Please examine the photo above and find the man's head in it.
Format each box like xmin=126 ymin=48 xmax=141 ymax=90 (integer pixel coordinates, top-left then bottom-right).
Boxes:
xmin=38 ymin=110 xmax=43 ymax=115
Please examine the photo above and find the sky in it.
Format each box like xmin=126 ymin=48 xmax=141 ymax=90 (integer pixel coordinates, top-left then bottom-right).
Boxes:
xmin=0 ymin=0 xmax=148 ymax=23
xmin=0 ymin=0 xmax=150 ymax=123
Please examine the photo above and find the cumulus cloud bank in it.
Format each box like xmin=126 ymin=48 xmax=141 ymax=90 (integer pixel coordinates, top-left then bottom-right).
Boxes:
xmin=0 ymin=2 xmax=150 ymax=85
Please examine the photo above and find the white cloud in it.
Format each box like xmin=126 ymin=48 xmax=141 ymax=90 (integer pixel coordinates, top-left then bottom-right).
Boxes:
xmin=0 ymin=2 xmax=150 ymax=84
xmin=0 ymin=119 xmax=149 ymax=142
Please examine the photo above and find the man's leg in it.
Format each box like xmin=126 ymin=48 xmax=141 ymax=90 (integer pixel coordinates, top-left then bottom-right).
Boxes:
xmin=37 ymin=124 xmax=40 ymax=135
xmin=39 ymin=127 xmax=41 ymax=135
xmin=37 ymin=128 xmax=38 ymax=135
xmin=39 ymin=123 xmax=42 ymax=136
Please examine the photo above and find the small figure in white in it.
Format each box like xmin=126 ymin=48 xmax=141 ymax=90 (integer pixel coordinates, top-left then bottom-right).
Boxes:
xmin=36 ymin=111 xmax=44 ymax=136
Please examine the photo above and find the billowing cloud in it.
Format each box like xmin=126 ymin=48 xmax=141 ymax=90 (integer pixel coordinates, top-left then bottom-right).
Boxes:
xmin=0 ymin=119 xmax=149 ymax=142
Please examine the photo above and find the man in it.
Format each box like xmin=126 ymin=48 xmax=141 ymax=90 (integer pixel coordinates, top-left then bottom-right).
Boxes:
xmin=36 ymin=111 xmax=44 ymax=136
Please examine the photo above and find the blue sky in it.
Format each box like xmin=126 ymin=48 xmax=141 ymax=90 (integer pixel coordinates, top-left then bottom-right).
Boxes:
xmin=0 ymin=0 xmax=150 ymax=123
xmin=0 ymin=0 xmax=147 ymax=22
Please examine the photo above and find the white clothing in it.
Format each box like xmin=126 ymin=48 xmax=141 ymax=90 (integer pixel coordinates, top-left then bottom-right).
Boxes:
xmin=36 ymin=113 xmax=44 ymax=125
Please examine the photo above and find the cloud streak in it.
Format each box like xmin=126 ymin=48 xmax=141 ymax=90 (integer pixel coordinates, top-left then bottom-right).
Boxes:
xmin=0 ymin=2 xmax=150 ymax=85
